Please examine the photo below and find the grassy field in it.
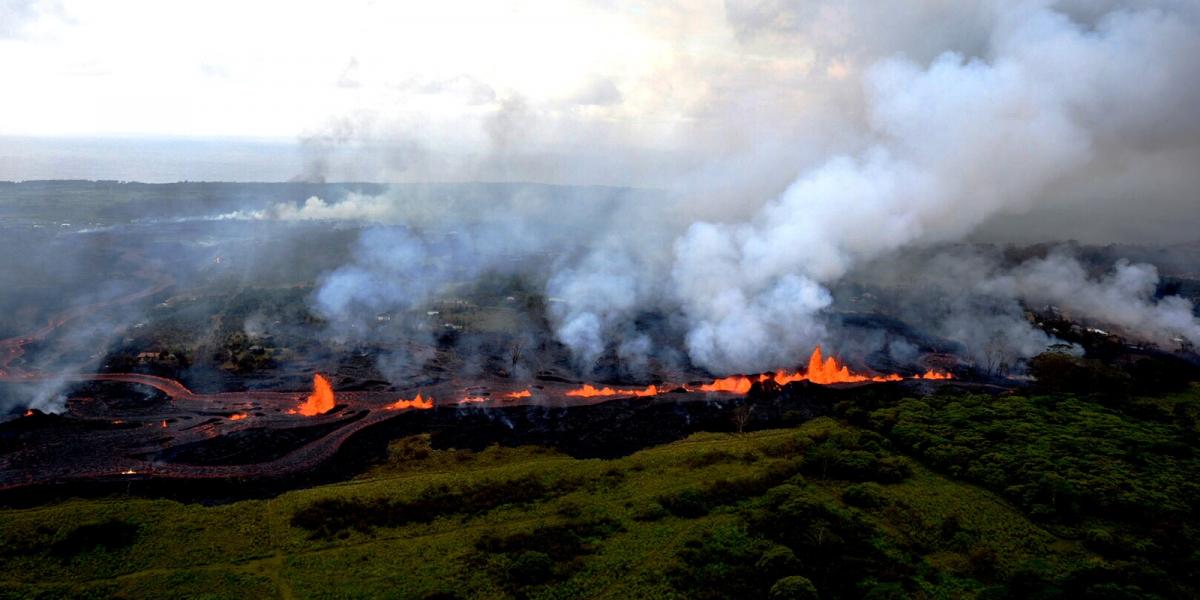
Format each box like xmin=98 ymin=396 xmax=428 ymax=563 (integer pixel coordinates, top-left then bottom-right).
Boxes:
xmin=0 ymin=415 xmax=1110 ymax=600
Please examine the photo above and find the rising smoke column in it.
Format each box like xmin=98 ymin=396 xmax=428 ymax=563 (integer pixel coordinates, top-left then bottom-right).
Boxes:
xmin=292 ymin=2 xmax=1200 ymax=378
xmin=669 ymin=3 xmax=1200 ymax=373
xmin=986 ymin=251 xmax=1200 ymax=348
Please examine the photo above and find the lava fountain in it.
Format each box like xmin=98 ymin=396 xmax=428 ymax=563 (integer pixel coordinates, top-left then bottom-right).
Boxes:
xmin=292 ymin=373 xmax=335 ymax=416
xmin=565 ymin=384 xmax=659 ymax=398
xmin=695 ymin=346 xmax=950 ymax=392
xmin=387 ymin=392 xmax=434 ymax=411
xmin=788 ymin=346 xmax=903 ymax=384
xmin=696 ymin=376 xmax=755 ymax=394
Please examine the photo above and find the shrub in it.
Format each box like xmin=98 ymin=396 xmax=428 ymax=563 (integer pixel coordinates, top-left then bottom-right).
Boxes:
xmin=967 ymin=545 xmax=998 ymax=578
xmin=685 ymin=449 xmax=738 ymax=468
xmin=51 ymin=519 xmax=140 ymax=558
xmin=506 ymin=551 xmax=554 ymax=586
xmin=861 ymin=581 xmax=907 ymax=599
xmin=672 ymin=524 xmax=772 ymax=600
xmin=656 ymin=488 xmax=710 ymax=518
xmin=292 ymin=474 xmax=583 ymax=538
xmin=802 ymin=443 xmax=910 ymax=483
xmin=843 ymin=483 xmax=887 ymax=508
xmin=768 ymin=575 xmax=819 ymax=600
xmin=630 ymin=502 xmax=669 ymax=522
xmin=756 ymin=545 xmax=801 ymax=580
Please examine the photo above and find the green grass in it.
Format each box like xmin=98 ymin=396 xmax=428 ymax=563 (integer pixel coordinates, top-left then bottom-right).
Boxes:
xmin=0 ymin=419 xmax=1109 ymax=599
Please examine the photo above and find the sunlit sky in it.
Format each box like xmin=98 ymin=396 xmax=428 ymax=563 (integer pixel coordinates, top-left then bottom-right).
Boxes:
xmin=1 ymin=1 xmax=795 ymax=140
xmin=2 ymin=0 xmax=866 ymax=181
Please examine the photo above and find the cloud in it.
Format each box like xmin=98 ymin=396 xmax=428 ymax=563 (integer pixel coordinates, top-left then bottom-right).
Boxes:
xmin=569 ymin=77 xmax=622 ymax=106
xmin=0 ymin=0 xmax=50 ymax=38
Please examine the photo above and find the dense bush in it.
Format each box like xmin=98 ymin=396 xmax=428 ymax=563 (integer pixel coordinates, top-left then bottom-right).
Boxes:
xmin=505 ymin=551 xmax=554 ymax=586
xmin=671 ymin=524 xmax=773 ymax=600
xmin=842 ymin=482 xmax=887 ymax=508
xmin=873 ymin=394 xmax=1200 ymax=523
xmin=475 ymin=517 xmax=621 ymax=593
xmin=1030 ymin=351 xmax=1197 ymax=396
xmin=291 ymin=473 xmax=582 ymax=538
xmin=1029 ymin=353 xmax=1133 ymax=395
xmin=51 ymin=519 xmax=140 ymax=559
xmin=800 ymin=432 xmax=911 ymax=483
xmin=747 ymin=483 xmax=910 ymax=598
xmin=868 ymin=391 xmax=1200 ymax=597
xmin=655 ymin=458 xmax=805 ymax=517
xmin=768 ymin=575 xmax=819 ymax=600
xmin=669 ymin=480 xmax=913 ymax=599
xmin=756 ymin=545 xmax=801 ymax=581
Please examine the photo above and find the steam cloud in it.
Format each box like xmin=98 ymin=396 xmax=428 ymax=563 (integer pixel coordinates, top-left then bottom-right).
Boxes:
xmin=666 ymin=3 xmax=1200 ymax=372
xmin=274 ymin=1 xmax=1200 ymax=376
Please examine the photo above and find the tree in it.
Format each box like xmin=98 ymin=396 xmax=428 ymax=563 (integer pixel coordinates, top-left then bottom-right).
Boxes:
xmin=732 ymin=404 xmax=755 ymax=433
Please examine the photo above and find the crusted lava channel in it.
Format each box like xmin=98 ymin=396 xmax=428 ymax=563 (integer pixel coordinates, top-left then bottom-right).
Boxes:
xmin=0 ymin=360 xmax=974 ymax=504
xmin=0 ymin=269 xmax=966 ymax=503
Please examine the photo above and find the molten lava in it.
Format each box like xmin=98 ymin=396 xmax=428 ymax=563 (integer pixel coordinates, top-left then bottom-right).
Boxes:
xmin=292 ymin=373 xmax=335 ymax=416
xmin=695 ymin=346 xmax=950 ymax=392
xmin=23 ymin=409 xmax=34 ymax=417
xmin=697 ymin=376 xmax=754 ymax=394
xmin=387 ymin=392 xmax=434 ymax=411
xmin=797 ymin=346 xmax=904 ymax=384
xmin=505 ymin=389 xmax=532 ymax=399
xmin=229 ymin=413 xmax=249 ymax=421
xmin=565 ymin=384 xmax=659 ymax=398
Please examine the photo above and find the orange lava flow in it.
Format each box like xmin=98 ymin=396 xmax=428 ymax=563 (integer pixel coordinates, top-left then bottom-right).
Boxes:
xmin=292 ymin=373 xmax=335 ymax=416
xmin=505 ymin=389 xmax=532 ymax=399
xmin=796 ymin=346 xmax=903 ymax=384
xmin=565 ymin=384 xmax=659 ymax=398
xmin=229 ymin=413 xmax=249 ymax=421
xmin=23 ymin=409 xmax=34 ymax=417
xmin=696 ymin=346 xmax=950 ymax=393
xmin=160 ymin=420 xmax=168 ymax=428
xmin=696 ymin=375 xmax=754 ymax=394
xmin=388 ymin=392 xmax=434 ymax=411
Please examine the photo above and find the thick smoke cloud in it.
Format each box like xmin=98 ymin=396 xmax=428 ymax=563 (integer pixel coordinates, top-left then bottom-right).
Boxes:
xmin=235 ymin=1 xmax=1200 ymax=378
xmin=668 ymin=2 xmax=1200 ymax=372
xmin=988 ymin=252 xmax=1200 ymax=348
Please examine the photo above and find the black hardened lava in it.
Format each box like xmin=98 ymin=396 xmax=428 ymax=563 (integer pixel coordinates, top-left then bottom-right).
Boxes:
xmin=0 ymin=379 xmax=1006 ymax=506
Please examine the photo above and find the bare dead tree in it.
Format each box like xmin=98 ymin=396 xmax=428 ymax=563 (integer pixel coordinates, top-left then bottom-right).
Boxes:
xmin=732 ymin=404 xmax=755 ymax=434
xmin=983 ymin=332 xmax=1004 ymax=376
xmin=509 ymin=338 xmax=524 ymax=370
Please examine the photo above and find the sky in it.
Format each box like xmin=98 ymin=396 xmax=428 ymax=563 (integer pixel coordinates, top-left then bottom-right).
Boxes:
xmin=1 ymin=1 xmax=682 ymax=139
xmin=1 ymin=0 xmax=1198 ymax=239
xmin=0 ymin=0 xmax=858 ymax=183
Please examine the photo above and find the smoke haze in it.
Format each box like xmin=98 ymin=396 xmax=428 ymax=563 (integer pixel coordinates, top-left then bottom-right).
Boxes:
xmin=3 ymin=1 xmax=1199 ymax=390
xmin=227 ymin=1 xmax=1199 ymax=376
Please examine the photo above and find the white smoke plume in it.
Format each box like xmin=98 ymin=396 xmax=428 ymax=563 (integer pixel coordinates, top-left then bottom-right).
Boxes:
xmin=989 ymin=251 xmax=1200 ymax=348
xmin=228 ymin=1 xmax=1200 ymax=377
xmin=667 ymin=2 xmax=1200 ymax=373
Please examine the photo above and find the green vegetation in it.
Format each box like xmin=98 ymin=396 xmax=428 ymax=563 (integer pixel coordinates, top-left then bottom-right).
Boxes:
xmin=3 ymin=387 xmax=1199 ymax=598
xmin=860 ymin=388 xmax=1200 ymax=597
